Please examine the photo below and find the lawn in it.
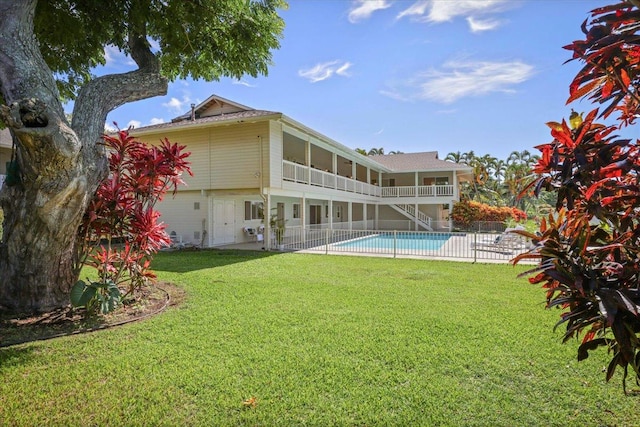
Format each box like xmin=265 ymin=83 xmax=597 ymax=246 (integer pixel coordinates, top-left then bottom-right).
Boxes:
xmin=1 ymin=251 xmax=639 ymax=426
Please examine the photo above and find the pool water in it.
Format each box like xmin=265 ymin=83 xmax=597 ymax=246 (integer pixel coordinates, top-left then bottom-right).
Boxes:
xmin=336 ymin=233 xmax=451 ymax=251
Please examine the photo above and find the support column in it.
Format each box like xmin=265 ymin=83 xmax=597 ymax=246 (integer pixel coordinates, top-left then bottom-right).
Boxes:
xmin=415 ymin=202 xmax=419 ymax=231
xmin=328 ymin=199 xmax=333 ymax=229
xmin=363 ymin=204 xmax=368 ymax=230
xmin=301 ymin=194 xmax=306 ymax=244
xmin=348 ymin=202 xmax=353 ymax=231
xmin=266 ymin=191 xmax=272 ymax=250
xmin=415 ymin=171 xmax=419 ymax=197
xmin=375 ymin=204 xmax=379 ymax=230
xmin=449 ymin=201 xmax=453 ymax=230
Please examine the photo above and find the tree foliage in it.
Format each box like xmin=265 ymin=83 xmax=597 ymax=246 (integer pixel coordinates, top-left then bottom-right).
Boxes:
xmin=34 ymin=0 xmax=286 ymax=100
xmin=515 ymin=0 xmax=640 ymax=392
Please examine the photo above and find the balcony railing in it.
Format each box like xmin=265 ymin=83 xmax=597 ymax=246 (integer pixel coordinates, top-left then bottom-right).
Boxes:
xmin=283 ymin=160 xmax=381 ymax=197
xmin=380 ymin=185 xmax=454 ymax=198
xmin=283 ymin=161 xmax=455 ymax=199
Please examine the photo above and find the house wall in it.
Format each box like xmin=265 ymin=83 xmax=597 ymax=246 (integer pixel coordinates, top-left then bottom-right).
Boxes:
xmin=159 ymin=190 xmax=209 ymax=245
xmin=268 ymin=121 xmax=283 ymax=187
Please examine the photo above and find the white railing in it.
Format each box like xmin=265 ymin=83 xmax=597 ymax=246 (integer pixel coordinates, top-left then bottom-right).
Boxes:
xmin=395 ymin=204 xmax=433 ymax=229
xmin=0 ymin=174 xmax=5 ymax=189
xmin=283 ymin=160 xmax=381 ymax=197
xmin=382 ymin=185 xmax=454 ymax=198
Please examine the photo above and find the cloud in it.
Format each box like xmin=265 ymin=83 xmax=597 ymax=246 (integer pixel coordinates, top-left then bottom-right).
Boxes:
xmin=162 ymin=96 xmax=192 ymax=114
xmin=298 ymin=60 xmax=353 ymax=83
xmin=149 ymin=118 xmax=165 ymax=125
xmin=127 ymin=120 xmax=141 ymax=129
xmin=397 ymin=0 xmax=511 ymax=32
xmin=381 ymin=59 xmax=534 ymax=104
xmin=348 ymin=0 xmax=392 ymax=23
xmin=233 ymin=79 xmax=257 ymax=88
xmin=103 ymin=45 xmax=135 ymax=67
xmin=467 ymin=16 xmax=500 ymax=32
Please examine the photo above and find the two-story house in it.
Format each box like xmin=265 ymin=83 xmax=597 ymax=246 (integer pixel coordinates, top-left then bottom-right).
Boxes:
xmin=0 ymin=95 xmax=473 ymax=249
xmin=129 ymin=94 xmax=472 ymax=249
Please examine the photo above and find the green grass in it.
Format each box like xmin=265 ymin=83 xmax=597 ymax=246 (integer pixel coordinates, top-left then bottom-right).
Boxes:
xmin=1 ymin=251 xmax=639 ymax=426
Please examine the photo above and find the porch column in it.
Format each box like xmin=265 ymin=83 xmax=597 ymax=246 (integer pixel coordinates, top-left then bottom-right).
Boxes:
xmin=301 ymin=194 xmax=306 ymax=244
xmin=449 ymin=201 xmax=453 ymax=230
xmin=415 ymin=202 xmax=419 ymax=231
xmin=305 ymin=139 xmax=311 ymax=183
xmin=415 ymin=172 xmax=419 ymax=197
xmin=328 ymin=199 xmax=333 ymax=229
xmin=348 ymin=202 xmax=353 ymax=231
xmin=363 ymin=204 xmax=367 ymax=230
xmin=332 ymin=154 xmax=338 ymax=189
xmin=453 ymin=171 xmax=459 ymax=200
xmin=266 ymin=191 xmax=272 ymax=250
xmin=375 ymin=204 xmax=379 ymax=229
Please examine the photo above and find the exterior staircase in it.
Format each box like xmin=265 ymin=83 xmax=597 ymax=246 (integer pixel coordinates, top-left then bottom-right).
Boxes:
xmin=391 ymin=204 xmax=433 ymax=231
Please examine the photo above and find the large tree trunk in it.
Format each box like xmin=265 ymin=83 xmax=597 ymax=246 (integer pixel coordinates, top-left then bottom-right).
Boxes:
xmin=0 ymin=0 xmax=166 ymax=314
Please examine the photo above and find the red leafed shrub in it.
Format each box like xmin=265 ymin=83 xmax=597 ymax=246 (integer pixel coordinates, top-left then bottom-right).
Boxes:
xmin=451 ymin=200 xmax=526 ymax=228
xmin=516 ymin=2 xmax=640 ymax=392
xmin=73 ymin=128 xmax=191 ymax=313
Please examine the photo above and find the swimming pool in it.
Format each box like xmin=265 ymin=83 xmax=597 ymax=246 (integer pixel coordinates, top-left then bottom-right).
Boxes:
xmin=336 ymin=232 xmax=452 ymax=251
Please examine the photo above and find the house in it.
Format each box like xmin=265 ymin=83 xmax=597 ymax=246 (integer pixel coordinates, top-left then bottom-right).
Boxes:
xmin=129 ymin=94 xmax=473 ymax=248
xmin=1 ymin=95 xmax=473 ymax=249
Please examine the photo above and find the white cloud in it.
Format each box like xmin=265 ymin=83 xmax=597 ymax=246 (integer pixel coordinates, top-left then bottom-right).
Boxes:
xmin=162 ymin=96 xmax=191 ymax=114
xmin=298 ymin=60 xmax=353 ymax=83
xmin=397 ymin=0 xmax=512 ymax=31
xmin=467 ymin=16 xmax=500 ymax=32
xmin=103 ymin=45 xmax=135 ymax=67
xmin=381 ymin=59 xmax=534 ymax=104
xmin=127 ymin=120 xmax=142 ymax=129
xmin=149 ymin=118 xmax=165 ymax=125
xmin=348 ymin=0 xmax=392 ymax=23
xmin=233 ymin=79 xmax=257 ymax=88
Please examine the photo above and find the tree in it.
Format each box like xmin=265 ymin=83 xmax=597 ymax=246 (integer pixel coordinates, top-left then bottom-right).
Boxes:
xmin=0 ymin=0 xmax=286 ymax=314
xmin=516 ymin=1 xmax=640 ymax=391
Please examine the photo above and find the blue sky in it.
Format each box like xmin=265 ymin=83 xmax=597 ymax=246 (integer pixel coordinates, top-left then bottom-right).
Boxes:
xmin=100 ymin=0 xmax=627 ymax=160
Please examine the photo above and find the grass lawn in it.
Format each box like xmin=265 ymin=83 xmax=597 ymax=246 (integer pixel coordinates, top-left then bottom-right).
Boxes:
xmin=1 ymin=251 xmax=639 ymax=426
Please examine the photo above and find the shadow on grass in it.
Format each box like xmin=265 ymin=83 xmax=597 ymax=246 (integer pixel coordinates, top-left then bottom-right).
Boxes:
xmin=0 ymin=345 xmax=37 ymax=371
xmin=152 ymin=248 xmax=283 ymax=273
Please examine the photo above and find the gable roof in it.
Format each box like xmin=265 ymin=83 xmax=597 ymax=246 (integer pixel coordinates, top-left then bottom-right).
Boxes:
xmin=370 ymin=152 xmax=473 ymax=172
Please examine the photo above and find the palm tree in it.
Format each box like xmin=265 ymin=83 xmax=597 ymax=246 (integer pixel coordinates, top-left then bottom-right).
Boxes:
xmin=445 ymin=151 xmax=464 ymax=163
xmin=355 ymin=148 xmax=367 ymax=156
xmin=368 ymin=147 xmax=385 ymax=156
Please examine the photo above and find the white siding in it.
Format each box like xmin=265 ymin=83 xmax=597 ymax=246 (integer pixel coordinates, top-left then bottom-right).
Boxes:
xmin=157 ymin=191 xmax=209 ymax=245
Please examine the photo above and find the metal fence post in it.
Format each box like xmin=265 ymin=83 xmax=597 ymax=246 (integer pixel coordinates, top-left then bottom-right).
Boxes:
xmin=325 ymin=228 xmax=330 ymax=255
xmin=473 ymin=232 xmax=477 ymax=263
xmin=394 ymin=230 xmax=397 ymax=259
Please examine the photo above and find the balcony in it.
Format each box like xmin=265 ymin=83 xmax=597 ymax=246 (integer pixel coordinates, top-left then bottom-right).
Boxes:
xmin=283 ymin=160 xmax=381 ymax=197
xmin=283 ymin=161 xmax=455 ymax=199
xmin=380 ymin=185 xmax=454 ymax=198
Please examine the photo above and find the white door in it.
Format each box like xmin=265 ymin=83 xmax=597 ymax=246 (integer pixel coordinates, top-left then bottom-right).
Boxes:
xmin=212 ymin=199 xmax=235 ymax=246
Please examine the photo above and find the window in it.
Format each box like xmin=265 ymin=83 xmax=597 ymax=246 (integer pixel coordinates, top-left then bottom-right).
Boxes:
xmin=382 ymin=178 xmax=395 ymax=187
xmin=335 ymin=205 xmax=343 ymax=219
xmin=436 ymin=177 xmax=449 ymax=185
xmin=244 ymin=201 xmax=263 ymax=220
xmin=194 ymin=202 xmax=200 ymax=210
xmin=293 ymin=203 xmax=300 ymax=219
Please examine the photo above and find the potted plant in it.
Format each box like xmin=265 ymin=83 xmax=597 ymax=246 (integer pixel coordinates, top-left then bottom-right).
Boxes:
xmin=269 ymin=212 xmax=286 ymax=250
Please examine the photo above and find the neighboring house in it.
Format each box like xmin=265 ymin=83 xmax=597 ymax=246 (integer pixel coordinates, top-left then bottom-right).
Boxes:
xmin=129 ymin=94 xmax=473 ymax=248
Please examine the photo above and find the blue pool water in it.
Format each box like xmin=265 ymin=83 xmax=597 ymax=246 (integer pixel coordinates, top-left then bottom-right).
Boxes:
xmin=336 ymin=233 xmax=451 ymax=251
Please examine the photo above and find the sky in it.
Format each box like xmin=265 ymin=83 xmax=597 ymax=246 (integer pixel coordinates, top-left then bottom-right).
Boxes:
xmin=98 ymin=0 xmax=637 ymax=161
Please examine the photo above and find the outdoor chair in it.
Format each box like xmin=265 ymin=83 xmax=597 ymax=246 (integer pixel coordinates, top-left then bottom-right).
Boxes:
xmin=471 ymin=226 xmax=527 ymax=254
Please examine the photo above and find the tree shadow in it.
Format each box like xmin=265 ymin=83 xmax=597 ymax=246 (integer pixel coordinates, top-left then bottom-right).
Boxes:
xmin=0 ymin=345 xmax=37 ymax=371
xmin=152 ymin=248 xmax=283 ymax=273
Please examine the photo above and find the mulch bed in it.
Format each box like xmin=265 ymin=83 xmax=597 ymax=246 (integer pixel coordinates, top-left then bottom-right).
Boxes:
xmin=0 ymin=282 xmax=185 ymax=348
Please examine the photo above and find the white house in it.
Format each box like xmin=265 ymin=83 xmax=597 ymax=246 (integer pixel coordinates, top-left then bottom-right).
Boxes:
xmin=130 ymin=94 xmax=473 ymax=249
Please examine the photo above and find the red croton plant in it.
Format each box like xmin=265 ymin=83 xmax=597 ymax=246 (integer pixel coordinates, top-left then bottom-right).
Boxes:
xmin=73 ymin=128 xmax=191 ymax=315
xmin=515 ymin=1 xmax=640 ymax=392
